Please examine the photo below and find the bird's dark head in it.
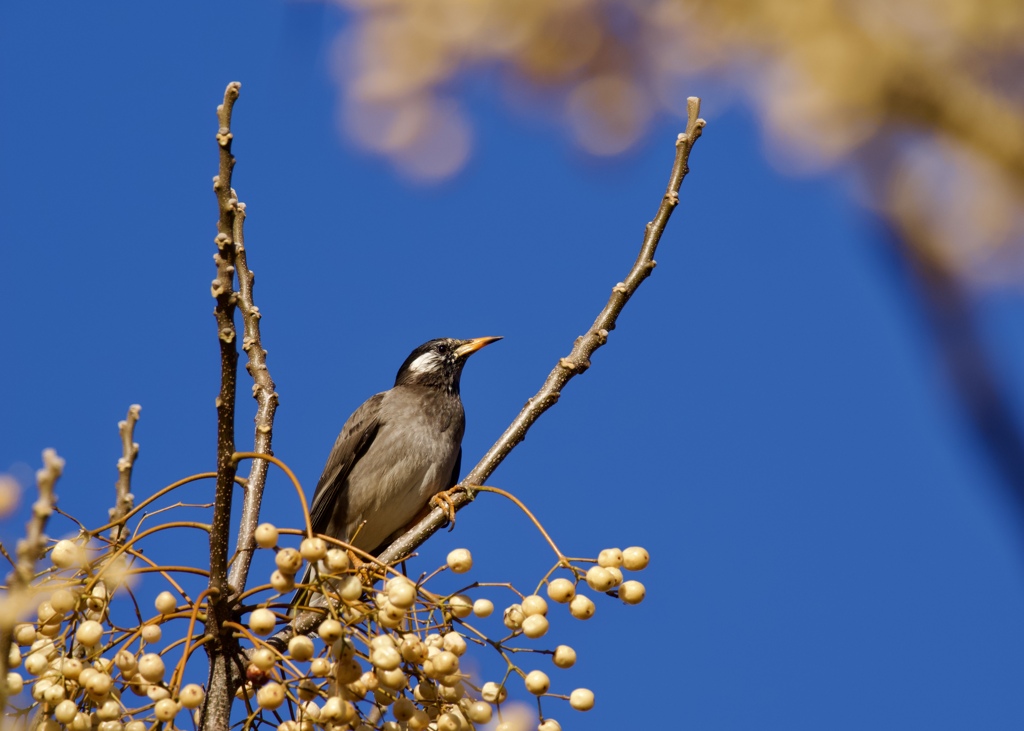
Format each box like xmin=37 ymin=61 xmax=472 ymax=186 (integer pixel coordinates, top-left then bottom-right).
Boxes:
xmin=395 ymin=336 xmax=502 ymax=393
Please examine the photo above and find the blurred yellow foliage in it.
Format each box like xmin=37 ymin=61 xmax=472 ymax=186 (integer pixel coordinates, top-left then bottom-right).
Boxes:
xmin=331 ymin=0 xmax=1024 ymax=278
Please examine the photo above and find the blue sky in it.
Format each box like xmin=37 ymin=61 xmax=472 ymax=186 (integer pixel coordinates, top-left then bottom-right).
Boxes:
xmin=3 ymin=2 xmax=1024 ymax=729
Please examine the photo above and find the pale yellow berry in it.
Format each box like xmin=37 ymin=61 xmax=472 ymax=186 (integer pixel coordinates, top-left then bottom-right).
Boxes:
xmin=95 ymin=696 xmax=119 ymax=720
xmin=522 ymin=614 xmax=549 ymax=639
xmin=569 ymin=594 xmax=595 ymax=620
xmin=288 ymin=635 xmax=315 ymax=662
xmin=321 ymin=696 xmax=345 ymax=721
xmin=585 ymin=566 xmax=615 ymax=592
xmin=30 ymin=638 xmax=57 ymax=659
xmin=570 ymin=688 xmax=595 ymax=711
xmin=257 ymin=681 xmax=285 ymax=710
xmin=393 ymin=697 xmax=417 ymax=722
xmin=525 ymin=670 xmax=550 ymax=695
xmin=298 ymin=699 xmax=321 ymax=721
xmin=620 ymin=580 xmax=645 ymax=604
xmin=378 ymin=666 xmax=407 ymax=690
xmin=78 ymin=667 xmax=98 ymax=687
xmin=113 ymin=650 xmax=136 ymax=676
xmin=76 ymin=620 xmax=103 ymax=647
xmin=297 ymin=677 xmax=318 ymax=701
xmin=249 ymin=608 xmax=277 ymax=635
xmin=546 ymin=578 xmax=575 ymax=604
xmin=481 ymin=681 xmax=507 ymax=704
xmin=437 ymin=712 xmax=461 ymax=731
xmin=154 ymin=591 xmax=177 ymax=615
xmin=442 ymin=632 xmax=467 ymax=656
xmin=324 ymin=548 xmax=350 ymax=572
xmin=14 ymin=624 xmax=36 ymax=646
xmin=254 ymin=523 xmax=278 ymax=548
xmin=338 ymin=575 xmax=363 ymax=602
xmin=154 ymin=698 xmax=180 ymax=721
xmin=42 ymin=681 xmax=65 ymax=703
xmin=37 ymin=601 xmax=59 ymax=625
xmin=23 ymin=652 xmax=47 ymax=676
xmin=466 ymin=700 xmax=493 ymax=723
xmin=522 ymin=595 xmax=548 ymax=616
xmin=408 ymin=709 xmax=431 ymax=730
xmin=250 ymin=648 xmax=276 ymax=671
xmin=180 ymin=683 xmax=205 ymax=709
xmin=334 ymin=657 xmax=362 ymax=684
xmin=49 ymin=589 xmax=76 ymax=614
xmin=449 ymin=594 xmax=472 ymax=619
xmin=72 ymin=713 xmax=92 ymax=731
xmin=360 ymin=669 xmax=380 ymax=692
xmin=318 ymin=618 xmax=343 ymax=642
xmin=538 ymin=719 xmax=562 ymax=731
xmin=270 ymin=570 xmax=294 ymax=593
xmin=386 ymin=577 xmax=416 ymax=609
xmin=300 ymin=537 xmax=328 ymax=562
xmin=141 ymin=624 xmax=162 ymax=643
xmin=31 ymin=676 xmax=52 ymax=701
xmin=86 ymin=671 xmax=113 ymax=697
xmin=432 ymin=650 xmax=459 ymax=675
xmin=5 ymin=672 xmax=23 ymax=695
xmin=51 ymin=539 xmax=82 ymax=569
xmin=275 ymin=547 xmax=303 ymax=575
xmin=553 ymin=645 xmax=576 ymax=669
xmin=125 ymin=722 xmax=146 ymax=731
xmin=54 ymin=699 xmax=78 ymax=723
xmin=310 ymin=658 xmax=331 ymax=677
xmin=605 ymin=566 xmax=624 ymax=587
xmin=503 ymin=603 xmax=525 ymax=629
xmin=446 ymin=548 xmax=473 ymax=573
xmin=138 ymin=653 xmax=165 ymax=683
xmin=335 ymin=636 xmax=358 ymax=660
xmin=414 ymin=680 xmax=438 ymax=702
xmin=401 ymin=635 xmax=426 ymax=664
xmin=473 ymin=598 xmax=494 ymax=617
xmin=622 ymin=546 xmax=649 ymax=571
xmin=6 ymin=646 xmax=18 ymax=670
xmin=371 ymin=645 xmax=401 ymax=671
xmin=98 ymin=721 xmax=122 ymax=731
xmin=597 ymin=547 xmax=623 ymax=568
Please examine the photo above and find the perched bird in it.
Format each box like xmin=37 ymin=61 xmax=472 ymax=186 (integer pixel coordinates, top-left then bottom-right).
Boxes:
xmin=294 ymin=336 xmax=500 ymax=606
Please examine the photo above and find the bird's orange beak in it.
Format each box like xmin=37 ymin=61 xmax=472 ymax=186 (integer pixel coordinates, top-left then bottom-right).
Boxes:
xmin=455 ymin=336 xmax=502 ymax=358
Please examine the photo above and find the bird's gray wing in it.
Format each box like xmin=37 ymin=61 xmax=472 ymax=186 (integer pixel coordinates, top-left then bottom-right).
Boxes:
xmin=307 ymin=393 xmax=384 ymax=536
xmin=448 ymin=446 xmax=462 ymax=489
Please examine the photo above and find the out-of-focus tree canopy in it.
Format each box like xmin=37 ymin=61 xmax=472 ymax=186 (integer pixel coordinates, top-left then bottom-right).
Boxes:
xmin=334 ymin=0 xmax=1024 ymax=282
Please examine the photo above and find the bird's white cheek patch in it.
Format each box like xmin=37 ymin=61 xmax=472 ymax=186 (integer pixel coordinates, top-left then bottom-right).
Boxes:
xmin=408 ymin=352 xmax=441 ymax=373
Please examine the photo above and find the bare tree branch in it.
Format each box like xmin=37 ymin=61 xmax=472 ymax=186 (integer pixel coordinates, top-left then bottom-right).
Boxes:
xmin=0 ymin=449 xmax=64 ymax=716
xmin=377 ymin=97 xmax=705 ymax=562
xmin=110 ymin=404 xmax=141 ymax=543
xmin=202 ymin=80 xmax=243 ymax=731
xmin=227 ymin=196 xmax=280 ymax=594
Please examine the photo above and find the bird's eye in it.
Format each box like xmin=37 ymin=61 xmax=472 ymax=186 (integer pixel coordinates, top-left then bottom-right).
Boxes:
xmin=436 ymin=343 xmax=449 ymax=354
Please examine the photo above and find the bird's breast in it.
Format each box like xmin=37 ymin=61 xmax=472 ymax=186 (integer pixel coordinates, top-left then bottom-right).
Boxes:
xmin=342 ymin=389 xmax=464 ymax=551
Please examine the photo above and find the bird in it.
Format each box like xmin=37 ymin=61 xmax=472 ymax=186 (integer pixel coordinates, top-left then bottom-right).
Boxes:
xmin=293 ymin=336 xmax=500 ymax=608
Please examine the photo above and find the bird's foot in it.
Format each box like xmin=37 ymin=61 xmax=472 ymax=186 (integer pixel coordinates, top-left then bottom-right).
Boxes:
xmin=430 ymin=487 xmax=462 ymax=532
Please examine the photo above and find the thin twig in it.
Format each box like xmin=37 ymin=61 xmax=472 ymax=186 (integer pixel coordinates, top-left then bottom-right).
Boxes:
xmin=227 ymin=189 xmax=280 ymax=594
xmin=110 ymin=404 xmax=141 ymax=542
xmin=377 ymin=98 xmax=706 ymax=566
